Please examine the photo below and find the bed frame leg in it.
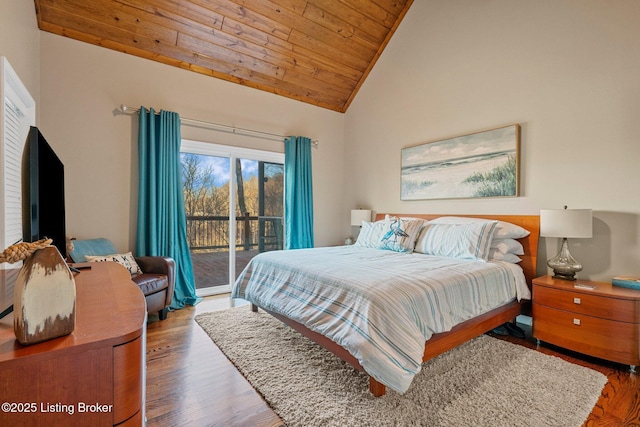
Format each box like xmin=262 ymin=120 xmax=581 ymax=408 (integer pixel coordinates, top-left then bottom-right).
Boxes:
xmin=369 ymin=377 xmax=386 ymax=397
xmin=251 ymin=303 xmax=258 ymax=312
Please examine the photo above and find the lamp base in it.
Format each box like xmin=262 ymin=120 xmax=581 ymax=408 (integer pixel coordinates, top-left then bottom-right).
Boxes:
xmin=547 ymin=237 xmax=583 ymax=282
xmin=551 ymin=271 xmax=577 ymax=281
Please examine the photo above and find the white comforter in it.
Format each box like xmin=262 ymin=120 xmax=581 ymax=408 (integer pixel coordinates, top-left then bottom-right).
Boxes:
xmin=231 ymin=246 xmax=529 ymax=393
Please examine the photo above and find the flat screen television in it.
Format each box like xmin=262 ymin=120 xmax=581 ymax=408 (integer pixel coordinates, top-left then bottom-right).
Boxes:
xmin=22 ymin=126 xmax=66 ymax=258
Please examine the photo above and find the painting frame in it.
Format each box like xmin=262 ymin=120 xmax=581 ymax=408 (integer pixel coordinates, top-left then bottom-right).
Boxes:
xmin=401 ymin=124 xmax=520 ymax=201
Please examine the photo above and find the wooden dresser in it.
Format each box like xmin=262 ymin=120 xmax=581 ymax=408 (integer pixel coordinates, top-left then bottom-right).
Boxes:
xmin=532 ymin=275 xmax=640 ymax=370
xmin=0 ymin=262 xmax=147 ymax=426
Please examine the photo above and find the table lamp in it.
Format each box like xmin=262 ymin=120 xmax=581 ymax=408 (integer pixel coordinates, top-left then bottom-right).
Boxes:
xmin=540 ymin=206 xmax=592 ymax=281
xmin=347 ymin=209 xmax=371 ymax=245
xmin=350 ymin=209 xmax=372 ymax=227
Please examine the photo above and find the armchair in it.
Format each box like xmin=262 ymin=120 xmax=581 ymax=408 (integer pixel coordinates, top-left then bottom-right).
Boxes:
xmin=68 ymin=238 xmax=175 ymax=320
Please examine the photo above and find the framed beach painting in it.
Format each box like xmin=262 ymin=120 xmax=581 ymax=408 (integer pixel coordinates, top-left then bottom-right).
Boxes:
xmin=401 ymin=124 xmax=520 ymax=200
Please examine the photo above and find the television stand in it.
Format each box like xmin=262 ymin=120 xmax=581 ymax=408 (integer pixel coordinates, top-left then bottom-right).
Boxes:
xmin=0 ymin=262 xmax=147 ymax=426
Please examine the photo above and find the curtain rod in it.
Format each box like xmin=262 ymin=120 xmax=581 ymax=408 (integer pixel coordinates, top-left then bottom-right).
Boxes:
xmin=119 ymin=104 xmax=318 ymax=145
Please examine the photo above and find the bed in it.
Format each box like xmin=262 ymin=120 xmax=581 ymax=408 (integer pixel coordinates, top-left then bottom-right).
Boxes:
xmin=232 ymin=213 xmax=540 ymax=397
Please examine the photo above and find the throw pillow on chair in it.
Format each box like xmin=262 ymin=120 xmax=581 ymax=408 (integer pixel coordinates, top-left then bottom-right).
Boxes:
xmin=68 ymin=238 xmax=175 ymax=320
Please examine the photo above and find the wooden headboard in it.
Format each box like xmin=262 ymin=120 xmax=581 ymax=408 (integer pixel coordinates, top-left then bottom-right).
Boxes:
xmin=375 ymin=214 xmax=540 ymax=287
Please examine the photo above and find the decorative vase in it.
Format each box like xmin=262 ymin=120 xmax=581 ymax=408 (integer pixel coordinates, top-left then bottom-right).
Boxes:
xmin=13 ymin=245 xmax=76 ymax=345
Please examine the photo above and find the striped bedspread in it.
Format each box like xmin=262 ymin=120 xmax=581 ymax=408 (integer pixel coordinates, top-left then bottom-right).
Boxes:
xmin=231 ymin=246 xmax=530 ymax=394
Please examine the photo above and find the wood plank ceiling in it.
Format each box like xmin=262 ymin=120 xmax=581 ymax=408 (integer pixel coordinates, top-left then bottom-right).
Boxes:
xmin=34 ymin=0 xmax=414 ymax=113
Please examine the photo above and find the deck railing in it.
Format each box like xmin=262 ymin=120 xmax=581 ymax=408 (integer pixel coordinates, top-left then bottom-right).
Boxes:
xmin=185 ymin=214 xmax=283 ymax=253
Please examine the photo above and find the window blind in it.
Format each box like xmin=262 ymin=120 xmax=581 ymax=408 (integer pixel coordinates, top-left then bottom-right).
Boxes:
xmin=1 ymin=57 xmax=35 ymax=269
xmin=3 ymin=97 xmax=24 ymax=250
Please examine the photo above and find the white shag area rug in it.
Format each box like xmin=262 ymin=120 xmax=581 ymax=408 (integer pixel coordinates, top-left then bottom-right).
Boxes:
xmin=195 ymin=307 xmax=607 ymax=427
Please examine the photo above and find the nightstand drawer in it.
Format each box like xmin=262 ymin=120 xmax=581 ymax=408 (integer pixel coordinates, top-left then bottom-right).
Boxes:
xmin=534 ymin=285 xmax=640 ymax=323
xmin=533 ymin=303 xmax=640 ymax=366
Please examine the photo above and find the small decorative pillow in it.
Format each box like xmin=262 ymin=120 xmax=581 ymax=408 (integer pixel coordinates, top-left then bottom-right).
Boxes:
xmin=415 ymin=221 xmax=498 ymax=261
xmin=85 ymin=251 xmax=142 ymax=275
xmin=489 ymin=250 xmax=522 ymax=263
xmin=354 ymin=220 xmax=388 ymax=248
xmin=490 ymin=238 xmax=524 ymax=255
xmin=378 ymin=217 xmax=423 ymax=253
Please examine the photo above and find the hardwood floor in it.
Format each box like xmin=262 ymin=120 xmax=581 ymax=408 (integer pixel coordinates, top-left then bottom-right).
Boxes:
xmin=489 ymin=326 xmax=640 ymax=426
xmin=146 ymin=295 xmax=639 ymax=426
xmin=145 ymin=296 xmax=283 ymax=427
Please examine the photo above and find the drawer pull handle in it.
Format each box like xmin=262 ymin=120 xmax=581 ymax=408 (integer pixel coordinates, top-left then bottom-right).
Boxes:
xmin=573 ymin=297 xmax=581 ymax=305
xmin=573 ymin=318 xmax=581 ymax=326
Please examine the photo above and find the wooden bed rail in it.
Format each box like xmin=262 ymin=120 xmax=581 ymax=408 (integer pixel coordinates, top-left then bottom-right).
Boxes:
xmin=259 ymin=299 xmax=522 ymax=397
xmin=252 ymin=213 xmax=540 ymax=397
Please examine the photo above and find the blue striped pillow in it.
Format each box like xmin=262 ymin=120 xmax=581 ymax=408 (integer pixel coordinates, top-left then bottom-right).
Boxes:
xmin=414 ymin=221 xmax=498 ymax=261
xmin=354 ymin=220 xmax=387 ymax=248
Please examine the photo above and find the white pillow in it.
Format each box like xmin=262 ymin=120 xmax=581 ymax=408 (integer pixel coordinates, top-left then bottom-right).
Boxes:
xmin=354 ymin=220 xmax=387 ymax=248
xmin=415 ymin=221 xmax=498 ymax=261
xmin=491 ymin=238 xmax=524 ymax=255
xmin=429 ymin=216 xmax=530 ymax=239
xmin=85 ymin=251 xmax=142 ymax=275
xmin=378 ymin=217 xmax=424 ymax=253
xmin=489 ymin=250 xmax=522 ymax=263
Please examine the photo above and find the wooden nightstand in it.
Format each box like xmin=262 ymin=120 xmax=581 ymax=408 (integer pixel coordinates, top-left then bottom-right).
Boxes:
xmin=532 ymin=275 xmax=640 ymax=371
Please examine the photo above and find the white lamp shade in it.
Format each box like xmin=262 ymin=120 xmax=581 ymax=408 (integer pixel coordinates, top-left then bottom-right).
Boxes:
xmin=540 ymin=209 xmax=592 ymax=238
xmin=350 ymin=209 xmax=372 ymax=226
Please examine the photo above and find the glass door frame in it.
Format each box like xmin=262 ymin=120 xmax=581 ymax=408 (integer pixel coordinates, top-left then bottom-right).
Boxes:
xmin=181 ymin=139 xmax=284 ymax=297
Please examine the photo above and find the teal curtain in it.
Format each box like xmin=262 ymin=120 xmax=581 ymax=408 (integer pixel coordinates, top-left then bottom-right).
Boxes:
xmin=137 ymin=107 xmax=201 ymax=309
xmin=284 ymin=136 xmax=314 ymax=249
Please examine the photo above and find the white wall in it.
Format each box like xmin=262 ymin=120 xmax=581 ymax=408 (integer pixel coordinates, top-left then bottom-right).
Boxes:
xmin=38 ymin=33 xmax=346 ymax=251
xmin=345 ymin=0 xmax=640 ymax=281
xmin=0 ymin=1 xmax=40 ymax=109
xmin=5 ymin=1 xmax=639 ymax=282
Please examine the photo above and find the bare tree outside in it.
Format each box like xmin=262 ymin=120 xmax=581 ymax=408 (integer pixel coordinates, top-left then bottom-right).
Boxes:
xmin=180 ymin=153 xmax=284 ymax=289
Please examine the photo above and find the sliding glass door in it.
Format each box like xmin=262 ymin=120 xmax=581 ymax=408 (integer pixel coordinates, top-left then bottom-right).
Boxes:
xmin=180 ymin=140 xmax=284 ymax=296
